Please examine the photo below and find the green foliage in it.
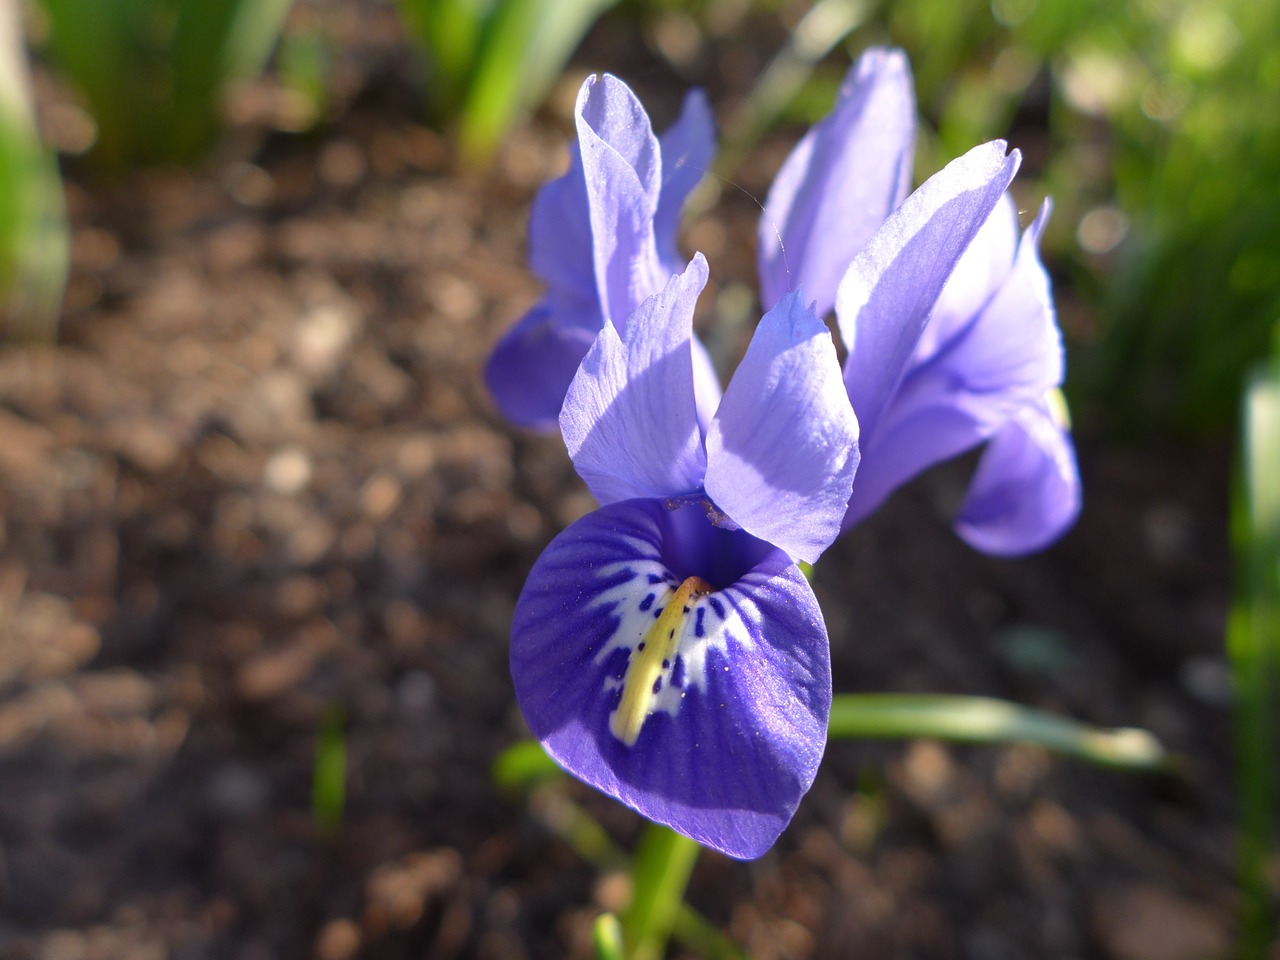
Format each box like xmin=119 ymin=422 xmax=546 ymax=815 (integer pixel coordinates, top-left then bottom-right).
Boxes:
xmin=36 ymin=0 xmax=294 ymax=167
xmin=0 ymin=6 xmax=66 ymax=339
xmin=497 ymin=681 xmax=1174 ymax=957
xmin=492 ymin=736 xmax=564 ymax=790
xmin=395 ymin=0 xmax=619 ymax=164
xmin=879 ymin=0 xmax=1280 ymax=431
xmin=311 ymin=706 xmax=347 ymax=838
xmin=829 ymin=693 xmax=1174 ymax=771
xmin=1229 ymin=352 xmax=1280 ymax=956
xmin=593 ymin=913 xmax=625 ymax=960
xmin=1090 ymin=1 xmax=1280 ymax=430
xmin=0 ymin=113 xmax=65 ymax=337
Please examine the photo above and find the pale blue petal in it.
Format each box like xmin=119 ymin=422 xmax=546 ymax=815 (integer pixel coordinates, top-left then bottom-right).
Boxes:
xmin=920 ymin=199 xmax=1060 ymax=397
xmin=492 ymin=73 xmax=676 ymax=433
xmin=842 ymin=199 xmax=1062 ymax=529
xmin=842 ymin=399 xmax=989 ymax=530
xmin=704 ymin=292 xmax=860 ymax=563
xmin=577 ymin=74 xmax=668 ymax=328
xmin=561 ymin=255 xmax=710 ymax=504
xmin=953 ymin=394 xmax=1081 ymax=555
xmin=510 ymin=499 xmax=830 ymax=860
xmin=655 ymin=89 xmax=716 ymax=275
xmin=690 ymin=333 xmax=723 ymax=434
xmin=758 ymin=47 xmax=915 ymax=319
xmin=526 ymin=141 xmax=597 ymax=319
xmin=836 ymin=141 xmax=1021 ymax=441
xmin=916 ymin=193 xmax=1020 ymax=359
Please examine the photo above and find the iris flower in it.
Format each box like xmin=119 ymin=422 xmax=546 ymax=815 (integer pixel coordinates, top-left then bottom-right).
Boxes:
xmin=510 ymin=253 xmax=859 ymax=859
xmin=759 ymin=49 xmax=1081 ymax=553
xmin=834 ymin=193 xmax=1081 ymax=554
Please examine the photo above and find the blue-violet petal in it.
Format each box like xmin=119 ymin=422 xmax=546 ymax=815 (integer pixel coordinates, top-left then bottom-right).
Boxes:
xmin=486 ymin=302 xmax=599 ymax=431
xmin=577 ymin=74 xmax=667 ymax=329
xmin=953 ymin=392 xmax=1081 ymax=556
xmin=836 ymin=140 xmax=1021 ymax=441
xmin=510 ymin=499 xmax=831 ymax=859
xmin=561 ymin=255 xmax=710 ymax=504
xmin=705 ymin=292 xmax=859 ymax=563
xmin=654 ymin=89 xmax=716 ymax=275
xmin=759 ymin=47 xmax=916 ymax=319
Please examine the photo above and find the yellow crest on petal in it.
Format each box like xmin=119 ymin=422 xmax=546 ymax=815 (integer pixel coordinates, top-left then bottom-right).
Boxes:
xmin=609 ymin=576 xmax=712 ymax=746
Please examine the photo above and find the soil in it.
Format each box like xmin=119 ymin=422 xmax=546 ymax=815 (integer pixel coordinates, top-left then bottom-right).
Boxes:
xmin=0 ymin=6 xmax=1241 ymax=959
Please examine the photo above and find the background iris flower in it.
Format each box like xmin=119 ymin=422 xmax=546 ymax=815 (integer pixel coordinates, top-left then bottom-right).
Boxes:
xmin=759 ymin=47 xmax=1081 ymax=555
xmin=509 ymin=253 xmax=859 ymax=859
xmin=484 ymin=73 xmax=716 ymax=430
xmin=836 ymin=192 xmax=1082 ymax=554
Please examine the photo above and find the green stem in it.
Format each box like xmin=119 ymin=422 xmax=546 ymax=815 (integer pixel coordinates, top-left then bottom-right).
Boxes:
xmin=493 ymin=740 xmax=742 ymax=957
xmin=829 ymin=693 xmax=1174 ymax=772
xmin=623 ymin=825 xmax=703 ymax=960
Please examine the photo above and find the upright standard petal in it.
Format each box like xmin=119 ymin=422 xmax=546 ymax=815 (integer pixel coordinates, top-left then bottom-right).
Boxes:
xmin=654 ymin=89 xmax=716 ymax=275
xmin=526 ymin=145 xmax=596 ymax=315
xmin=704 ymin=292 xmax=859 ymax=564
xmin=561 ymin=255 xmax=710 ymax=505
xmin=510 ymin=499 xmax=831 ymax=860
xmin=953 ymin=393 xmax=1081 ymax=555
xmin=758 ymin=47 xmax=916 ymax=319
xmin=916 ymin=193 xmax=1021 ymax=358
xmin=922 ymin=201 xmax=1061 ymax=404
xmin=577 ymin=74 xmax=668 ymax=329
xmin=490 ymin=74 xmax=714 ymax=433
xmin=836 ymin=141 xmax=1021 ymax=441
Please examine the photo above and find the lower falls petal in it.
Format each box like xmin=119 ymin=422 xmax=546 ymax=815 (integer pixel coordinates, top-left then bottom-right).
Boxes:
xmin=485 ymin=301 xmax=598 ymax=431
xmin=952 ymin=392 xmax=1081 ymax=555
xmin=509 ymin=499 xmax=832 ymax=860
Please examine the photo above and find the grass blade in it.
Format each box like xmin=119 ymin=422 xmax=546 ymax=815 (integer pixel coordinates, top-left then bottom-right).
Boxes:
xmin=1230 ymin=358 xmax=1280 ymax=956
xmin=829 ymin=693 xmax=1173 ymax=772
xmin=0 ymin=0 xmax=66 ymax=339
xmin=593 ymin=912 xmax=624 ymax=960
xmin=459 ymin=0 xmax=618 ymax=163
xmin=311 ymin=706 xmax=347 ymax=838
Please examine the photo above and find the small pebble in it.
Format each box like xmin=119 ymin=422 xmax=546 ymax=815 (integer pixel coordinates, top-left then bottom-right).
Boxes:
xmin=263 ymin=447 xmax=312 ymax=496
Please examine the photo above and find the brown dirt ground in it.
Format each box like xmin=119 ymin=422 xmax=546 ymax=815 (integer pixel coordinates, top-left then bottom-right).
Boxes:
xmin=0 ymin=6 xmax=1241 ymax=959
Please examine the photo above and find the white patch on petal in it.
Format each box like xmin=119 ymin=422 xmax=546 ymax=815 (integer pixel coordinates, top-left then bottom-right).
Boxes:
xmin=589 ymin=538 xmax=758 ymax=745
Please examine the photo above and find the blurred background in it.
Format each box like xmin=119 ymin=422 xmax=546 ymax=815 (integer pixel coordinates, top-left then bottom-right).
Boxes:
xmin=0 ymin=0 xmax=1275 ymax=957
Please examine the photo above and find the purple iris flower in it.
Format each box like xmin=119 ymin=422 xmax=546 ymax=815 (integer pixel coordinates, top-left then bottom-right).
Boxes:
xmin=834 ymin=190 xmax=1082 ymax=554
xmin=759 ymin=49 xmax=1081 ymax=554
xmin=484 ymin=73 xmax=717 ymax=431
xmin=510 ymin=253 xmax=859 ymax=859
